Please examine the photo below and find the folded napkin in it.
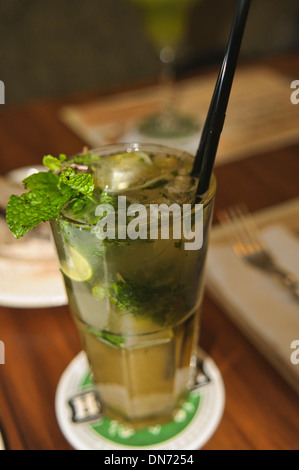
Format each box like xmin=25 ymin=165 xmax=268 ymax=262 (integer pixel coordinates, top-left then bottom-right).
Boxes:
xmin=206 ymin=225 xmax=299 ymax=393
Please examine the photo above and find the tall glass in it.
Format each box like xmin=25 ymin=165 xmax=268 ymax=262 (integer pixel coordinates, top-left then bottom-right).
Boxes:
xmin=50 ymin=143 xmax=216 ymax=428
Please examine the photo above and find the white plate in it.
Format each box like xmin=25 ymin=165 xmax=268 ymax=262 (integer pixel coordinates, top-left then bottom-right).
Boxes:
xmin=6 ymin=165 xmax=47 ymax=184
xmin=0 ymin=218 xmax=67 ymax=308
xmin=0 ymin=166 xmax=67 ymax=308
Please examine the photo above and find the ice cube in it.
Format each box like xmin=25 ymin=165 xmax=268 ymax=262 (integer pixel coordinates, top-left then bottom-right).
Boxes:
xmin=165 ymin=175 xmax=197 ymax=204
xmin=91 ymin=151 xmax=156 ymax=191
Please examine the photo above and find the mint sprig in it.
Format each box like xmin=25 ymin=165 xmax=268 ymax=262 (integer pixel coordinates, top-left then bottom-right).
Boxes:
xmin=6 ymin=155 xmax=95 ymax=239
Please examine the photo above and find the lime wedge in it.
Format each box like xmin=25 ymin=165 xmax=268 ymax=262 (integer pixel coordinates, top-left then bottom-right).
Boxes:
xmin=60 ymin=246 xmax=92 ymax=282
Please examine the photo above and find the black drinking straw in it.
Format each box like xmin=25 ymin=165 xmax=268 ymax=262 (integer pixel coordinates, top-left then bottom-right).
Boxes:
xmin=192 ymin=0 xmax=251 ymax=198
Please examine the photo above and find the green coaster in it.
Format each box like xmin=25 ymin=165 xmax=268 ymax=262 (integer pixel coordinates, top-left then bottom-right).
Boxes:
xmin=55 ymin=350 xmax=225 ymax=450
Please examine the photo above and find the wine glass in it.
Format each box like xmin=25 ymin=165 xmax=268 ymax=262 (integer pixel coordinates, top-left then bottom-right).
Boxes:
xmin=128 ymin=0 xmax=200 ymax=140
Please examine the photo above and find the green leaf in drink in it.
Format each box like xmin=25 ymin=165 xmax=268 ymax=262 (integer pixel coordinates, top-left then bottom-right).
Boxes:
xmin=87 ymin=326 xmax=126 ymax=349
xmin=108 ymin=276 xmax=153 ymax=312
xmin=92 ymin=285 xmax=106 ymax=300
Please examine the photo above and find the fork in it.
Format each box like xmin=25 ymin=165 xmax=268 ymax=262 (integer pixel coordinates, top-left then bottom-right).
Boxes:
xmin=217 ymin=204 xmax=299 ymax=300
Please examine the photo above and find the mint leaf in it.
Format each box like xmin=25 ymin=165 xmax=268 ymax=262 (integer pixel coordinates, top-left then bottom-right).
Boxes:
xmin=99 ymin=190 xmax=118 ymax=208
xmin=6 ymin=171 xmax=76 ymax=239
xmin=24 ymin=171 xmax=59 ymax=191
xmin=107 ymin=276 xmax=183 ymax=325
xmin=68 ymin=153 xmax=99 ymax=166
xmin=108 ymin=277 xmax=152 ymax=312
xmin=87 ymin=326 xmax=126 ymax=349
xmin=7 ymin=195 xmax=51 ymax=239
xmin=43 ymin=154 xmax=66 ymax=171
xmin=64 ymin=197 xmax=90 ymax=215
xmin=6 ymin=183 xmax=74 ymax=239
xmin=59 ymin=167 xmax=94 ymax=196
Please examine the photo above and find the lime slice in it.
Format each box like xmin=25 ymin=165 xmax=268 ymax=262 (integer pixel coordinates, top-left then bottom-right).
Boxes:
xmin=60 ymin=246 xmax=92 ymax=282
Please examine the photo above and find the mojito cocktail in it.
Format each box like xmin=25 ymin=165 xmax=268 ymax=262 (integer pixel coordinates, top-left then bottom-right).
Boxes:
xmin=49 ymin=143 xmax=215 ymax=427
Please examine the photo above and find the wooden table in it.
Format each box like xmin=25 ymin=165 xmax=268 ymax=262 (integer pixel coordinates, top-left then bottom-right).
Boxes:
xmin=0 ymin=55 xmax=298 ymax=450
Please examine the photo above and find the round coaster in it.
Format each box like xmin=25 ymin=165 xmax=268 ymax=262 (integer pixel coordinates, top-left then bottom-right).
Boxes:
xmin=55 ymin=350 xmax=225 ymax=450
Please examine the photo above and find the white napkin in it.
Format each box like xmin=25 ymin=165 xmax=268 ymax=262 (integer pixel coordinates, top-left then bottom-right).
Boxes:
xmin=206 ymin=225 xmax=299 ymax=393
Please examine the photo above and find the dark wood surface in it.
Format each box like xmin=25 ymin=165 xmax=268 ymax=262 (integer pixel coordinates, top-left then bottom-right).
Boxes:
xmin=0 ymin=55 xmax=299 ymax=450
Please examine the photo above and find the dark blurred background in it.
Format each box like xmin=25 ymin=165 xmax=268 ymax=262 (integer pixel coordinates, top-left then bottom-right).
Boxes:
xmin=1 ymin=0 xmax=299 ymax=105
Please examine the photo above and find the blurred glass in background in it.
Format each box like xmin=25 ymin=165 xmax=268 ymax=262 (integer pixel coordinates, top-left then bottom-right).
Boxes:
xmin=127 ymin=0 xmax=201 ymax=139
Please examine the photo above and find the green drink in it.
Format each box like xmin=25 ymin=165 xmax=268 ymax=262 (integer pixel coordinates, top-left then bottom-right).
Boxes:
xmin=6 ymin=142 xmax=216 ymax=429
xmin=129 ymin=0 xmax=196 ymax=50
xmin=50 ymin=143 xmax=216 ymax=428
